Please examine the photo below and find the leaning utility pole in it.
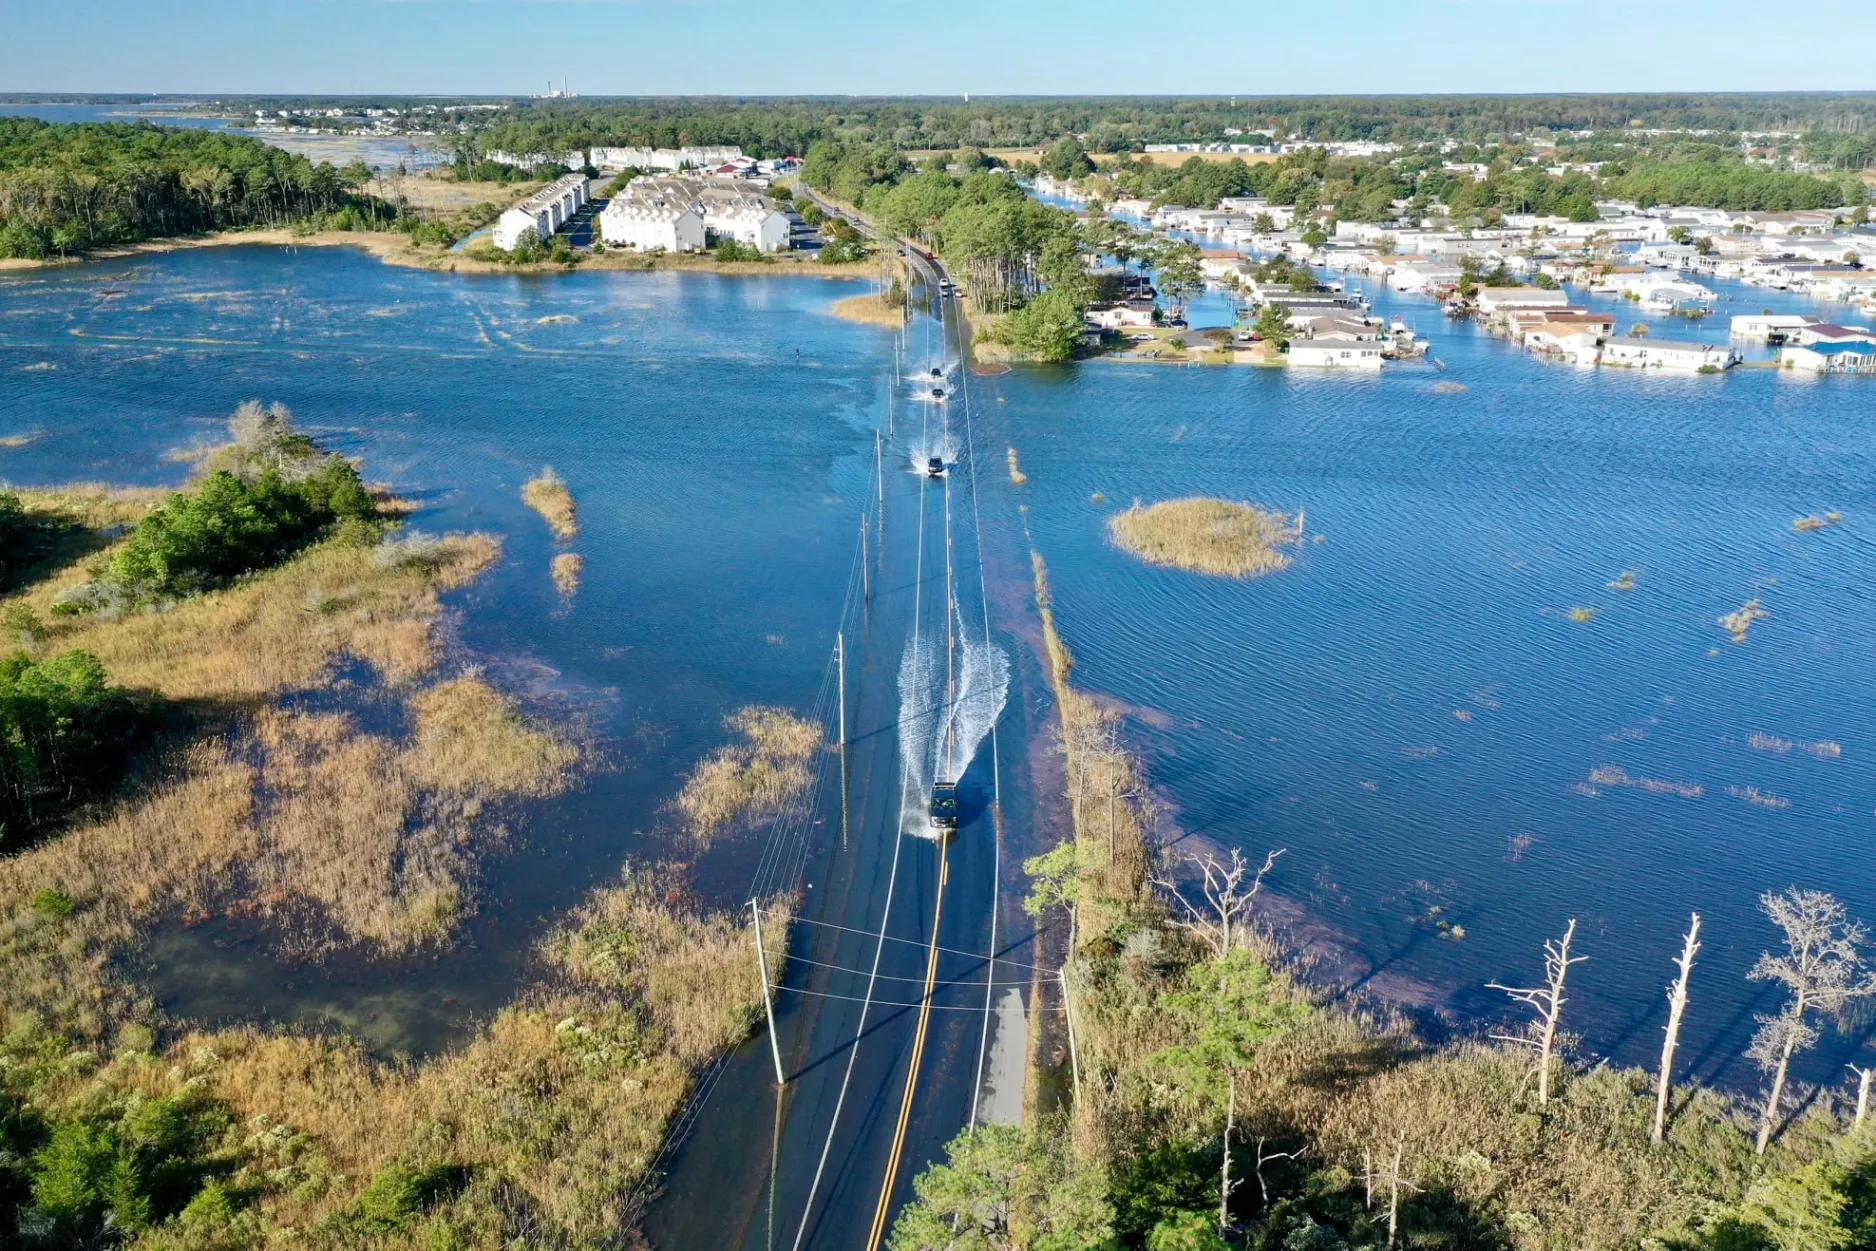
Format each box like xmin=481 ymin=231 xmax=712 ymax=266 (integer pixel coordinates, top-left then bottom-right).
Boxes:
xmin=837 ymin=632 xmax=848 ymax=849
xmin=750 ymin=900 xmax=785 ymax=1086
xmin=1653 ymin=913 xmax=1701 ymax=1144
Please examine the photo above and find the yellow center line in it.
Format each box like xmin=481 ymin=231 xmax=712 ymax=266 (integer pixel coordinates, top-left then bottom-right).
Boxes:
xmin=866 ymin=837 xmax=950 ymax=1251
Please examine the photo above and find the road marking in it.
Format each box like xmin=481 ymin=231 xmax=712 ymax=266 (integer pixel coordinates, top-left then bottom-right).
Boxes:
xmin=866 ymin=837 xmax=950 ymax=1251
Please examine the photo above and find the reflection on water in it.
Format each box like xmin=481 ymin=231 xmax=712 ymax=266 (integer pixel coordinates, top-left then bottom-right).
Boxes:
xmin=1 ymin=246 xmax=897 ymax=1056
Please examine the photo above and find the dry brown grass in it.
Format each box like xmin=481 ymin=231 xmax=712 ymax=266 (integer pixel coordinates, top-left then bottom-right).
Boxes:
xmin=522 ymin=469 xmax=577 ymax=540
xmin=1719 ymin=597 xmax=1766 ymax=643
xmin=8 ymin=526 xmax=497 ymax=698
xmin=1008 ymin=447 xmax=1028 ymax=485
xmin=1793 ymin=511 xmax=1842 ymax=532
xmin=0 ymin=513 xmax=590 ymax=1035
xmin=1108 ymin=497 xmax=1299 ymax=578
xmin=65 ymin=873 xmax=792 ymax=1244
xmin=674 ymin=706 xmax=819 ymax=849
xmin=551 ymin=552 xmax=583 ymax=595
xmin=830 ymin=292 xmax=906 ymax=327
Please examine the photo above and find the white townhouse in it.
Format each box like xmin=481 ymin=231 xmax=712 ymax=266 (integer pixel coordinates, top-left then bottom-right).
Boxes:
xmin=597 ymin=201 xmax=705 ymax=252
xmin=492 ymin=172 xmax=590 ymax=251
xmin=600 ymin=175 xmax=791 ymax=253
xmin=589 ymin=146 xmax=746 ymax=172
xmin=705 ymin=201 xmax=792 ymax=252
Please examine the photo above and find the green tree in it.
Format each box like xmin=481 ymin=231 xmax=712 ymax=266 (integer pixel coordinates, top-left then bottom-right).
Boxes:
xmin=890 ymin=1125 xmax=1116 ymax=1251
xmin=1042 ymin=137 xmax=1097 ymax=182
xmin=1153 ymin=240 xmax=1205 ymax=319
xmin=1253 ymin=302 xmax=1293 ymax=349
xmin=0 ymin=649 xmax=137 ymax=845
xmin=1152 ymin=951 xmax=1310 ymax=1235
xmin=994 ymin=290 xmax=1087 ymax=363
xmin=1146 ymin=1211 xmax=1229 ymax=1251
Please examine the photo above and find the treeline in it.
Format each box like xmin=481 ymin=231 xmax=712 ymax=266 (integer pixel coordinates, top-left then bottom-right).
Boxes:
xmin=0 ymin=119 xmax=380 ymax=259
xmin=461 ymin=94 xmax=1876 ymax=156
xmin=800 ymin=140 xmax=1092 ymax=361
xmin=1091 ymin=146 xmax=1865 ymax=218
xmin=888 ymin=567 xmax=1876 ymax=1250
xmin=0 ymin=404 xmax=377 ymax=848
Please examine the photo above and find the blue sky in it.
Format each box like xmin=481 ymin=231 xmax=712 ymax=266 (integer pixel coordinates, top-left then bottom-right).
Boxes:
xmin=5 ymin=0 xmax=1874 ymax=96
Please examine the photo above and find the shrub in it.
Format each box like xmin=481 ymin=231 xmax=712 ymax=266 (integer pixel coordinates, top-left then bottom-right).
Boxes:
xmin=0 ymin=649 xmax=138 ymax=846
xmin=105 ymin=464 xmax=370 ymax=603
xmin=31 ymin=887 xmax=74 ymax=918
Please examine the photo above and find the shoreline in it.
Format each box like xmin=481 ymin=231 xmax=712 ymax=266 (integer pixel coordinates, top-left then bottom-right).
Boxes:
xmin=0 ymin=229 xmax=889 ymax=280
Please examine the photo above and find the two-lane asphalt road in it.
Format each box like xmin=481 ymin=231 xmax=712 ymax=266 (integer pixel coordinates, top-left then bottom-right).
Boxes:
xmin=645 ymin=222 xmax=1022 ymax=1249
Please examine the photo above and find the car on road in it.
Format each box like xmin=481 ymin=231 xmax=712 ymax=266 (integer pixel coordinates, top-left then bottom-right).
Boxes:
xmin=929 ymin=781 xmax=959 ymax=831
xmin=1130 ymin=333 xmax=1156 ymax=342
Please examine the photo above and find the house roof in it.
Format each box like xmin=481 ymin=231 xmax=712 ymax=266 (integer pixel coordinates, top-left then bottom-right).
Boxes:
xmin=1796 ymin=342 xmax=1876 ymax=356
xmin=1808 ymin=324 xmax=1876 ymax=340
xmin=1609 ymin=339 xmax=1723 ymax=354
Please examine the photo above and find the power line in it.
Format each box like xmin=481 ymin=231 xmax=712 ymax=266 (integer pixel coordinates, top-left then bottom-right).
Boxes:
xmin=779 ymin=911 xmax=1050 ymax=973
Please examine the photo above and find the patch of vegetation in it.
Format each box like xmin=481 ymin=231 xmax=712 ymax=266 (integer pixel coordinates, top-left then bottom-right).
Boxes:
xmin=0 ymin=650 xmax=138 ymax=850
xmin=1109 ymin=498 xmax=1299 ymax=578
xmin=521 ymin=468 xmax=577 ymax=539
xmin=674 ymin=706 xmax=819 ymax=849
xmin=54 ymin=404 xmax=374 ymax=614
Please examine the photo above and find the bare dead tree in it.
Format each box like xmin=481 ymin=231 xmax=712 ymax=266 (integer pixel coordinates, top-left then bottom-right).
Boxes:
xmin=1154 ymin=848 xmax=1284 ymax=959
xmin=1653 ymin=912 xmax=1702 ymax=1144
xmin=1381 ymin=1130 xmax=1419 ymax=1250
xmin=1487 ymin=917 xmax=1586 ymax=1107
xmin=1220 ymin=1076 xmax=1236 ymax=1233
xmin=1253 ymin=1136 xmax=1298 ymax=1208
xmin=1850 ymin=1064 xmax=1872 ymax=1132
xmin=1749 ymin=888 xmax=1876 ymax=1155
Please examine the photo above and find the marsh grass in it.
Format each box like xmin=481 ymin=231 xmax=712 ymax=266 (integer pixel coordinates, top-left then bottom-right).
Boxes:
xmin=1007 ymin=447 xmax=1028 ymax=485
xmin=18 ymin=872 xmax=788 ymax=1246
xmin=830 ymin=292 xmax=906 ymax=327
xmin=551 ymin=552 xmax=583 ymax=595
xmin=1589 ymin=765 xmax=1704 ymax=798
xmin=673 ymin=706 xmax=819 ymax=849
xmin=1607 ymin=570 xmax=1637 ymax=591
xmin=1793 ymin=512 xmax=1842 ymax=532
xmin=1567 ymin=606 xmax=1597 ymax=623
xmin=522 ymin=468 xmax=577 ymax=539
xmin=0 ymin=518 xmax=588 ymax=1035
xmin=1748 ymin=732 xmax=1841 ymax=759
xmin=1108 ymin=497 xmax=1298 ymax=578
xmin=1719 ymin=598 xmax=1766 ymax=643
xmin=1727 ymin=784 xmax=1792 ymax=810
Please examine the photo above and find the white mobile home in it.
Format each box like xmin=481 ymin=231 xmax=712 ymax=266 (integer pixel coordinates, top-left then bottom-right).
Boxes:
xmin=1600 ymin=339 xmax=1735 ymax=371
xmin=1289 ymin=342 xmax=1384 ymax=370
xmin=1729 ymin=314 xmax=1820 ymax=343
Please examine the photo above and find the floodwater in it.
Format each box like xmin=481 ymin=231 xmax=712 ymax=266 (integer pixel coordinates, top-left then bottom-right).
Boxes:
xmin=2 ymin=237 xmax=1874 ymax=1173
xmin=983 ymin=269 xmax=1876 ymax=1090
xmin=0 ymin=247 xmax=906 ymax=1056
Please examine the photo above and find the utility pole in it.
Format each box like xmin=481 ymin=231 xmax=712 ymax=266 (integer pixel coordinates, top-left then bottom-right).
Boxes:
xmin=751 ymin=900 xmax=785 ymax=1086
xmin=837 ymin=632 xmax=849 ymax=849
xmin=860 ymin=514 xmax=870 ymax=608
xmin=1059 ymin=967 xmax=1082 ymax=1102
